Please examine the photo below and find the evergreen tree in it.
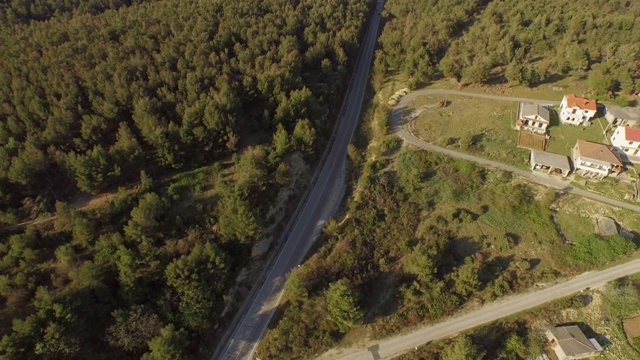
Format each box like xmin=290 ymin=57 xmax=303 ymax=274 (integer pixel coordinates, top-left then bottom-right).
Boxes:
xmin=106 ymin=305 xmax=162 ymax=354
xmin=442 ymin=334 xmax=482 ymax=360
xmin=324 ymin=279 xmax=363 ymax=333
xmin=165 ymin=243 xmax=228 ymax=331
xmin=292 ymin=119 xmax=316 ymax=156
xmin=143 ymin=325 xmax=190 ymax=360
xmin=272 ymin=123 xmax=291 ymax=156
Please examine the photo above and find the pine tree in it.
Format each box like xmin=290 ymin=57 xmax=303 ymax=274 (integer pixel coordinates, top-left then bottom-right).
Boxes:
xmin=325 ymin=279 xmax=363 ymax=333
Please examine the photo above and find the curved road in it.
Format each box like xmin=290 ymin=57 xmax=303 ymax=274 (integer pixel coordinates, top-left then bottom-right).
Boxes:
xmin=214 ymin=1 xmax=386 ymax=359
xmin=316 ymin=89 xmax=640 ymax=360
xmin=392 ymin=89 xmax=640 ymax=212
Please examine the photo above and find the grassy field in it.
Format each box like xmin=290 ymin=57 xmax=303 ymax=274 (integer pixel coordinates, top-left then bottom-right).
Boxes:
xmin=383 ymin=77 xmax=591 ymax=104
xmin=351 ymin=148 xmax=638 ymax=352
xmin=397 ymin=87 xmax=640 ymax=204
xmin=406 ymin=93 xmax=610 ymax=163
xmin=545 ymin=116 xmax=609 ymax=155
xmin=571 ymin=176 xmax=638 ymax=203
xmin=406 ymin=94 xmax=531 ymax=168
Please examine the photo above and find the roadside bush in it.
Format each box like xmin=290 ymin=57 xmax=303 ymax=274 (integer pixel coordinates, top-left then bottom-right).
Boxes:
xmin=380 ymin=137 xmax=401 ymax=154
xmin=259 ymin=300 xmax=332 ymax=359
xmin=604 ymin=278 xmax=640 ymax=319
xmin=564 ymin=234 xmax=636 ymax=269
xmin=493 ymin=234 xmax=516 ymax=252
xmin=459 ymin=133 xmax=475 ymax=151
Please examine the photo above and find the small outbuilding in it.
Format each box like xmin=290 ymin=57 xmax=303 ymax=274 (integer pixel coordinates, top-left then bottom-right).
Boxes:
xmin=604 ymin=104 xmax=640 ymax=128
xmin=530 ymin=150 xmax=572 ymax=177
xmin=546 ymin=325 xmax=603 ymax=360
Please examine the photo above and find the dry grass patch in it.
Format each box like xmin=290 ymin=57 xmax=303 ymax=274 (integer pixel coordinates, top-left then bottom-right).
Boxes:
xmin=422 ymin=78 xmax=590 ymax=103
xmin=546 ymin=117 xmax=609 ymax=156
xmin=518 ymin=130 xmax=546 ymax=150
xmin=407 ymin=94 xmax=530 ymax=168
xmin=623 ymin=315 xmax=640 ymax=340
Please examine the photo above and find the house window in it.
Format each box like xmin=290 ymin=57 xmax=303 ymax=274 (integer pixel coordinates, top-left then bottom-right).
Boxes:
xmin=571 ymin=109 xmax=577 ymax=114
xmin=538 ymin=122 xmax=543 ymax=127
xmin=612 ymin=137 xmax=616 ymax=141
xmin=624 ymin=148 xmax=630 ymax=153
xmin=630 ymin=141 xmax=634 ymax=145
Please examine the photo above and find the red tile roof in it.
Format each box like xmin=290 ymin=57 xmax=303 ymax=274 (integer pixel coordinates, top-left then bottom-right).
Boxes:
xmin=576 ymin=140 xmax=622 ymax=166
xmin=565 ymin=94 xmax=597 ymax=111
xmin=624 ymin=127 xmax=640 ymax=142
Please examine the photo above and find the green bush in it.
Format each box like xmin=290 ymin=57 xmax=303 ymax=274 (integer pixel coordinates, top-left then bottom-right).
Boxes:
xmin=493 ymin=235 xmax=515 ymax=252
xmin=565 ymin=234 xmax=636 ymax=268
xmin=381 ymin=137 xmax=401 ymax=154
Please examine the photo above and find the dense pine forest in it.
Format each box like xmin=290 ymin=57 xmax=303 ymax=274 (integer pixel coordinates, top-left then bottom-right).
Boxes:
xmin=258 ymin=0 xmax=640 ymax=358
xmin=377 ymin=0 xmax=640 ymax=97
xmin=5 ymin=0 xmax=640 ymax=358
xmin=0 ymin=0 xmax=373 ymax=358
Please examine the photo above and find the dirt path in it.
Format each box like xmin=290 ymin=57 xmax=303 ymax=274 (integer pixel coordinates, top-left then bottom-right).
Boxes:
xmin=398 ymin=88 xmax=560 ymax=107
xmin=1 ymin=190 xmax=123 ymax=233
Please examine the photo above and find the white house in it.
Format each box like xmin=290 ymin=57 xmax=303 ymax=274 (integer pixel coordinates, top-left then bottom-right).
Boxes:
xmin=572 ymin=139 xmax=623 ymax=179
xmin=559 ymin=94 xmax=598 ymax=126
xmin=611 ymin=126 xmax=640 ymax=161
xmin=516 ymin=103 xmax=551 ymax=134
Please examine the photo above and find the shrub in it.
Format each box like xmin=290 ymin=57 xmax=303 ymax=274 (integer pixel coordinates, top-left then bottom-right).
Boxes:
xmin=565 ymin=234 xmax=635 ymax=268
xmin=493 ymin=235 xmax=515 ymax=252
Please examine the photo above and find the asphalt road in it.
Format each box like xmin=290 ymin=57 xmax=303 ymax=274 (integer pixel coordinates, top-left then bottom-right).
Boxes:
xmin=327 ymin=258 xmax=640 ymax=360
xmin=215 ymin=1 xmax=385 ymax=359
xmin=391 ymin=90 xmax=640 ymax=213
xmin=315 ymin=89 xmax=640 ymax=360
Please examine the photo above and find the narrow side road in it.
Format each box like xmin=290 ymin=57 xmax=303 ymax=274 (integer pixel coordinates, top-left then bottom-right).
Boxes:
xmin=214 ymin=1 xmax=385 ymax=359
xmin=391 ymin=89 xmax=640 ymax=213
xmin=324 ymin=258 xmax=640 ymax=360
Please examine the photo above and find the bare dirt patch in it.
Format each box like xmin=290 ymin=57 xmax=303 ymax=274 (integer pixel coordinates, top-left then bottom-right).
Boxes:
xmin=623 ymin=315 xmax=640 ymax=339
xmin=69 ymin=192 xmax=118 ymax=210
xmin=517 ymin=130 xmax=546 ymax=150
xmin=252 ymin=152 xmax=310 ymax=258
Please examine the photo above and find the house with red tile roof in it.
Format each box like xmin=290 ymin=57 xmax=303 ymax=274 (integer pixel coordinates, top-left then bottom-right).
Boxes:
xmin=560 ymin=94 xmax=598 ymax=126
xmin=572 ymin=139 xmax=623 ymax=179
xmin=611 ymin=126 xmax=640 ymax=162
